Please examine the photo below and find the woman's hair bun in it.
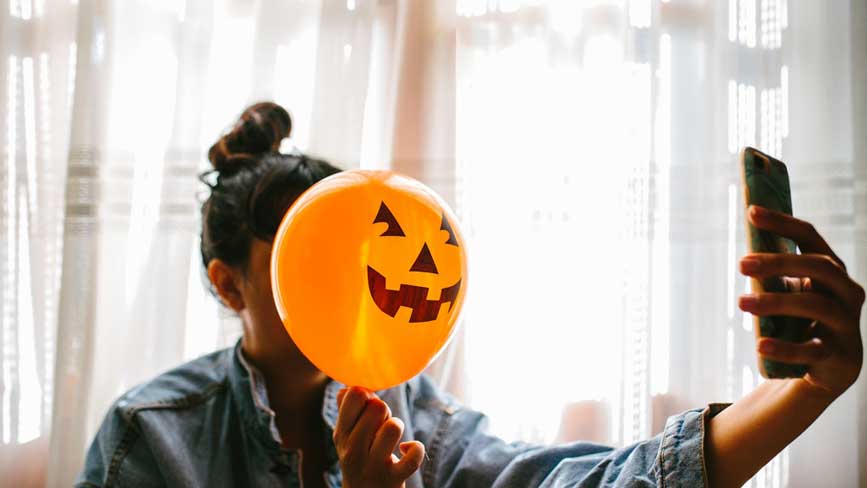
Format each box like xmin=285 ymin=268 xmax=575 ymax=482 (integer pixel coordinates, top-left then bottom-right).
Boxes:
xmin=208 ymin=101 xmax=292 ymax=174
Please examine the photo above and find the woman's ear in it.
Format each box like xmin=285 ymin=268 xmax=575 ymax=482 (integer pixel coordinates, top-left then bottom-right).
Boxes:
xmin=207 ymin=259 xmax=245 ymax=312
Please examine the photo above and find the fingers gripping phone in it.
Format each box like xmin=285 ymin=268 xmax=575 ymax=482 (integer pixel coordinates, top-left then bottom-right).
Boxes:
xmin=740 ymin=147 xmax=810 ymax=379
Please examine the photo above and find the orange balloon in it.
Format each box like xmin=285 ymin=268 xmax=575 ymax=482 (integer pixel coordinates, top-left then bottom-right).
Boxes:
xmin=270 ymin=170 xmax=468 ymax=390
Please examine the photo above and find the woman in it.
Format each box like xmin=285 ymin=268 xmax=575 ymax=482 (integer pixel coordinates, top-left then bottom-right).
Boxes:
xmin=78 ymin=102 xmax=864 ymax=488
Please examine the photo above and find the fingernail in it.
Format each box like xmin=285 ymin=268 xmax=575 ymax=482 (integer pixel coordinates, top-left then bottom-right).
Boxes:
xmin=740 ymin=258 xmax=761 ymax=273
xmin=750 ymin=205 xmax=763 ymax=217
xmin=351 ymin=386 xmax=369 ymax=398
xmin=740 ymin=295 xmax=759 ymax=308
xmin=758 ymin=340 xmax=775 ymax=354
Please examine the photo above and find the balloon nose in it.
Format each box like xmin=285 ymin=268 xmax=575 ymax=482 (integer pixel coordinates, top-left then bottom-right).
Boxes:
xmin=409 ymin=243 xmax=438 ymax=274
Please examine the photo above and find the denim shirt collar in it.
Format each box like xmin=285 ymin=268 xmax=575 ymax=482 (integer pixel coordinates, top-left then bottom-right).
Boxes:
xmin=228 ymin=340 xmax=346 ymax=448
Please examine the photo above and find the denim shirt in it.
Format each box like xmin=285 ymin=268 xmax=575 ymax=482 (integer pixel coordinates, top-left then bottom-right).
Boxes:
xmin=78 ymin=343 xmax=727 ymax=487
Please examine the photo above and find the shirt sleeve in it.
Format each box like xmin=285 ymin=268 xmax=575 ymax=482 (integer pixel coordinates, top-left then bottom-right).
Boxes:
xmin=76 ymin=401 xmax=165 ymax=488
xmin=408 ymin=375 xmax=729 ymax=488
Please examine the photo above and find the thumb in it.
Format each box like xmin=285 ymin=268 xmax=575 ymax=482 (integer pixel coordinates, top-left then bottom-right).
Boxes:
xmin=392 ymin=441 xmax=425 ymax=480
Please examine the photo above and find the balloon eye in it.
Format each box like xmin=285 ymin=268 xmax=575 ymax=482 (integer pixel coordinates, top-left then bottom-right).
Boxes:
xmin=373 ymin=201 xmax=405 ymax=237
xmin=440 ymin=213 xmax=459 ymax=246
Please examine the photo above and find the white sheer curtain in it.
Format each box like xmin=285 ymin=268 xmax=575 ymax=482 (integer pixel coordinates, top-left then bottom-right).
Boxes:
xmin=1 ymin=0 xmax=79 ymax=484
xmin=0 ymin=0 xmax=427 ymax=484
xmin=454 ymin=2 xmax=866 ymax=488
xmin=0 ymin=1 xmax=864 ymax=487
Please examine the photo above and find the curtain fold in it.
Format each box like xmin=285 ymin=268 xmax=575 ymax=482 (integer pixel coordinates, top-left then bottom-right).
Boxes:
xmin=852 ymin=2 xmax=867 ymax=485
xmin=1 ymin=0 xmax=80 ymax=485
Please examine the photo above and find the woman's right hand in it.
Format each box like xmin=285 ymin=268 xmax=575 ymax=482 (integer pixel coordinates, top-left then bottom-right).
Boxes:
xmin=334 ymin=387 xmax=425 ymax=488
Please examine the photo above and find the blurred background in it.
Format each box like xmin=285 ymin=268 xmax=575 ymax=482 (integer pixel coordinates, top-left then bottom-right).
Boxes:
xmin=0 ymin=0 xmax=865 ymax=486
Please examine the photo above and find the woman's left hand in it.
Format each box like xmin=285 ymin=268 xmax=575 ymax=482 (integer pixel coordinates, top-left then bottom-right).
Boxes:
xmin=739 ymin=205 xmax=864 ymax=399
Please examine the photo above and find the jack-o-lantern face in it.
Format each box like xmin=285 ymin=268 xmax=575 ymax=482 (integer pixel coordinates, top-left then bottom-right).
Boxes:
xmin=367 ymin=201 xmax=462 ymax=323
xmin=271 ymin=170 xmax=468 ymax=390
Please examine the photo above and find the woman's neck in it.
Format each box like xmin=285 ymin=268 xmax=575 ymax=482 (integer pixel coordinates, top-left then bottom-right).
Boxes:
xmin=240 ymin=332 xmax=330 ymax=418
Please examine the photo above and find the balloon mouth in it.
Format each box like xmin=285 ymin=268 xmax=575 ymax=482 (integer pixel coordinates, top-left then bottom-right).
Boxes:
xmin=366 ymin=266 xmax=461 ymax=323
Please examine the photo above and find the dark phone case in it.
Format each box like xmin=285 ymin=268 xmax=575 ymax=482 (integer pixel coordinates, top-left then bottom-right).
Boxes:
xmin=741 ymin=147 xmax=810 ymax=379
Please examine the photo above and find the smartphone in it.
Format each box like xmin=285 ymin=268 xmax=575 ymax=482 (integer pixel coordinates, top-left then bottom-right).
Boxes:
xmin=740 ymin=147 xmax=810 ymax=379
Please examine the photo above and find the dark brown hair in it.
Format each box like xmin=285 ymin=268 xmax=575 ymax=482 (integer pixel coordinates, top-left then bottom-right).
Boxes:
xmin=200 ymin=102 xmax=341 ymax=273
